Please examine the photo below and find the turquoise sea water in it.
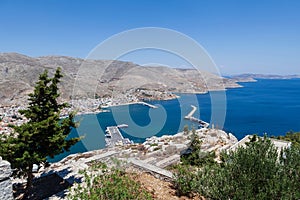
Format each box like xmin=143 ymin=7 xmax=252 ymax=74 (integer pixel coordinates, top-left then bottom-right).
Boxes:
xmin=50 ymin=79 xmax=300 ymax=162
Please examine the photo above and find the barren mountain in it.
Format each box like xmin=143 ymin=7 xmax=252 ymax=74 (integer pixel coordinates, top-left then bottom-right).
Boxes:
xmin=0 ymin=53 xmax=241 ymax=105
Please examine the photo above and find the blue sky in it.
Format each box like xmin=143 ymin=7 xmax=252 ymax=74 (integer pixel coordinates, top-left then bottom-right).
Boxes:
xmin=1 ymin=0 xmax=300 ymax=75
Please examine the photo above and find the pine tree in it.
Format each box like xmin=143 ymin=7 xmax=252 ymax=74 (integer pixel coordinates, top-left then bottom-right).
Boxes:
xmin=0 ymin=68 xmax=80 ymax=196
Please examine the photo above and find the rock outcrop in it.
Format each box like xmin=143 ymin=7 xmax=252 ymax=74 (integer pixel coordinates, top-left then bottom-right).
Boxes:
xmin=0 ymin=157 xmax=13 ymax=200
xmin=28 ymin=128 xmax=237 ymax=199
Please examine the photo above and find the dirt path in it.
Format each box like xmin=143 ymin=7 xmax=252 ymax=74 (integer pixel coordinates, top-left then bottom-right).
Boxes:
xmin=134 ymin=172 xmax=204 ymax=200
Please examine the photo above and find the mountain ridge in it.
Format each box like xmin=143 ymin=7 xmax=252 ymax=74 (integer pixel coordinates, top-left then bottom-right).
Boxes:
xmin=0 ymin=53 xmax=241 ymax=106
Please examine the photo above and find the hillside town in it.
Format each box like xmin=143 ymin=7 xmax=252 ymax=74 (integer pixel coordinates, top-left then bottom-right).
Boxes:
xmin=0 ymin=105 xmax=27 ymax=136
xmin=0 ymin=86 xmax=181 ymax=137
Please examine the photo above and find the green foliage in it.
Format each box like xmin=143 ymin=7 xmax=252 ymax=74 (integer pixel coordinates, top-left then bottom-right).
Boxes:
xmin=183 ymin=125 xmax=189 ymax=135
xmin=278 ymin=144 xmax=300 ymax=198
xmin=275 ymin=131 xmax=300 ymax=146
xmin=7 ymin=123 xmax=14 ymax=128
xmin=211 ymin=137 xmax=280 ymax=199
xmin=68 ymin=162 xmax=153 ymax=200
xmin=174 ymin=164 xmax=199 ymax=197
xmin=180 ymin=133 xmax=216 ymax=167
xmin=153 ymin=147 xmax=161 ymax=151
xmin=0 ymin=68 xmax=80 ymax=192
xmin=175 ymin=136 xmax=300 ymax=199
xmin=191 ymin=126 xmax=196 ymax=135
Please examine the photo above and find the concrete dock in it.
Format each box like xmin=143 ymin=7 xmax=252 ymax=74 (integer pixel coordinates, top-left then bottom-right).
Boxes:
xmin=105 ymin=125 xmax=132 ymax=147
xmin=184 ymin=105 xmax=209 ymax=128
xmin=184 ymin=105 xmax=197 ymax=119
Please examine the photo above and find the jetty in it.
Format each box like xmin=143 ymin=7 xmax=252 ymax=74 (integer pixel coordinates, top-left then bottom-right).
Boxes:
xmin=137 ymin=102 xmax=158 ymax=109
xmin=105 ymin=125 xmax=133 ymax=147
xmin=184 ymin=105 xmax=197 ymax=119
xmin=184 ymin=105 xmax=209 ymax=128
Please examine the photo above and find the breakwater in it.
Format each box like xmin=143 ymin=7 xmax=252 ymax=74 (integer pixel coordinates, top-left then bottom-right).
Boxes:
xmin=184 ymin=105 xmax=209 ymax=128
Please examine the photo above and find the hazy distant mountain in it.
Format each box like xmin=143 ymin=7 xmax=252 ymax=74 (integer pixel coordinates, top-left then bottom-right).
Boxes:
xmin=231 ymin=73 xmax=300 ymax=81
xmin=0 ymin=53 xmax=241 ymax=105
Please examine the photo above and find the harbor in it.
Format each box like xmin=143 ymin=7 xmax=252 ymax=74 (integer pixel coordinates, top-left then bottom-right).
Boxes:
xmin=105 ymin=124 xmax=133 ymax=147
xmin=184 ymin=105 xmax=210 ymax=128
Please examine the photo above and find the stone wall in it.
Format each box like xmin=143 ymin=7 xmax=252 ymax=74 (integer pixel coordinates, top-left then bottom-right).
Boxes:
xmin=0 ymin=156 xmax=13 ymax=200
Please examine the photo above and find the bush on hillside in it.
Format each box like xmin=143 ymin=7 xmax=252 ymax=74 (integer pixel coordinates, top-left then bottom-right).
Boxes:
xmin=68 ymin=162 xmax=153 ymax=200
xmin=175 ymin=136 xmax=300 ymax=199
xmin=275 ymin=131 xmax=300 ymax=146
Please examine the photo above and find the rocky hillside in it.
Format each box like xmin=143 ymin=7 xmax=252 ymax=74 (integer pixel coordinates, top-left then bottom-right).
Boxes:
xmin=0 ymin=53 xmax=241 ymax=105
xmin=24 ymin=128 xmax=237 ymax=199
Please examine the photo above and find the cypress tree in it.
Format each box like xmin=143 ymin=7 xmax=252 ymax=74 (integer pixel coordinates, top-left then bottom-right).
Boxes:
xmin=0 ymin=68 xmax=80 ymax=196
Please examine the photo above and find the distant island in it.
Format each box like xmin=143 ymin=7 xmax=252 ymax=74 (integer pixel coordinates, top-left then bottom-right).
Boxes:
xmin=230 ymin=73 xmax=300 ymax=82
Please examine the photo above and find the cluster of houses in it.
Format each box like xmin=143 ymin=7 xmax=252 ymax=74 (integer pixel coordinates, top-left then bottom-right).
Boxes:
xmin=0 ymin=105 xmax=27 ymax=136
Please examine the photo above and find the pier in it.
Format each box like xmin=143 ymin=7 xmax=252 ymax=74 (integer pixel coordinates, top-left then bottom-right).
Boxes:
xmin=137 ymin=102 xmax=158 ymax=109
xmin=184 ymin=105 xmax=209 ymax=128
xmin=184 ymin=105 xmax=197 ymax=119
xmin=105 ymin=125 xmax=133 ymax=147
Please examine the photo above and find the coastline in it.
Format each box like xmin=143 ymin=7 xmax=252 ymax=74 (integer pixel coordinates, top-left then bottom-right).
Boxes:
xmin=101 ymin=101 xmax=158 ymax=109
xmin=0 ymin=78 xmax=256 ymax=138
xmin=4 ymin=78 xmax=300 ymax=164
xmin=71 ymin=88 xmax=237 ymax=117
xmin=72 ymin=101 xmax=159 ymax=117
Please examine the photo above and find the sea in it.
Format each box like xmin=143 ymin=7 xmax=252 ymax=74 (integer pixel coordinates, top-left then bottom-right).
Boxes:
xmin=49 ymin=79 xmax=300 ymax=162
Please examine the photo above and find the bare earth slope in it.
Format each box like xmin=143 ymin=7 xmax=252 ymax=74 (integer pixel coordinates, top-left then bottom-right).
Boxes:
xmin=0 ymin=53 xmax=241 ymax=105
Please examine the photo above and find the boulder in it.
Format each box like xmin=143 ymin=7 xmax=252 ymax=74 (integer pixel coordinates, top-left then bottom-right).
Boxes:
xmin=0 ymin=157 xmax=13 ymax=200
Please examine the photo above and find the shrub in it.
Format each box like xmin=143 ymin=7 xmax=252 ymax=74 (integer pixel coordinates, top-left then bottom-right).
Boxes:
xmin=173 ymin=164 xmax=199 ymax=197
xmin=180 ymin=133 xmax=216 ymax=167
xmin=68 ymin=162 xmax=153 ymax=200
xmin=153 ymin=147 xmax=161 ymax=151
xmin=275 ymin=131 xmax=300 ymax=146
xmin=175 ymin=136 xmax=300 ymax=199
